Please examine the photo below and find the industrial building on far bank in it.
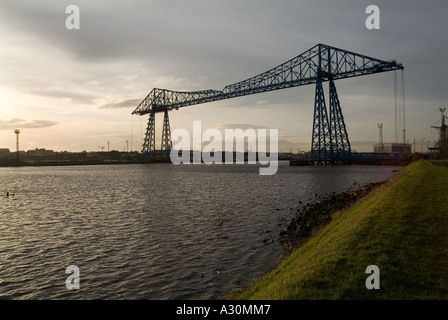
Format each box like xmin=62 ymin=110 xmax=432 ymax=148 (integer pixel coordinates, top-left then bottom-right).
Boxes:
xmin=0 ymin=148 xmax=141 ymax=166
xmin=373 ymin=143 xmax=412 ymax=155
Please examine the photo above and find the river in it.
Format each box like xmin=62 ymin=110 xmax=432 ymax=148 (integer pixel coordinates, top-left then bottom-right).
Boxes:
xmin=0 ymin=161 xmax=399 ymax=299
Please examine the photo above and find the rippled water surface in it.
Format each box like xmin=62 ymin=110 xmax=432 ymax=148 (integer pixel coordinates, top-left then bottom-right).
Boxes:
xmin=0 ymin=162 xmax=399 ymax=299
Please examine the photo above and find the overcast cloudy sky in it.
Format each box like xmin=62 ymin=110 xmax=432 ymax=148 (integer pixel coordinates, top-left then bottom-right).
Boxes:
xmin=1 ymin=0 xmax=447 ymax=153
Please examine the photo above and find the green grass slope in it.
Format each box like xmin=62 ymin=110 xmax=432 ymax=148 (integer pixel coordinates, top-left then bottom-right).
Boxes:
xmin=238 ymin=160 xmax=448 ymax=299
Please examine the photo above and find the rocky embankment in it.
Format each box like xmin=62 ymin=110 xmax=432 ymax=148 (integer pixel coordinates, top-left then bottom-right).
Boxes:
xmin=279 ymin=181 xmax=384 ymax=254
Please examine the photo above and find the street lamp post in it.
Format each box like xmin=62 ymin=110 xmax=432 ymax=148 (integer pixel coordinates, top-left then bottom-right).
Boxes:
xmin=14 ymin=129 xmax=20 ymax=160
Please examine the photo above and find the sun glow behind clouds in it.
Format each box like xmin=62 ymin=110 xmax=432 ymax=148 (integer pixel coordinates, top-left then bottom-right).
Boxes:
xmin=0 ymin=0 xmax=446 ymax=152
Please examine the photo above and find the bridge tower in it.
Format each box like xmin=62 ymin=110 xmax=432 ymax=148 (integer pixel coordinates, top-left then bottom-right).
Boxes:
xmin=141 ymin=109 xmax=173 ymax=157
xmin=311 ymin=78 xmax=332 ymax=163
xmin=142 ymin=111 xmax=155 ymax=155
xmin=161 ymin=109 xmax=172 ymax=153
xmin=311 ymin=79 xmax=351 ymax=164
xmin=329 ymin=80 xmax=351 ymax=162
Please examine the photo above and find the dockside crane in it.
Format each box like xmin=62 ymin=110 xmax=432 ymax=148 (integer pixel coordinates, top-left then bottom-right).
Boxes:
xmin=431 ymin=108 xmax=448 ymax=157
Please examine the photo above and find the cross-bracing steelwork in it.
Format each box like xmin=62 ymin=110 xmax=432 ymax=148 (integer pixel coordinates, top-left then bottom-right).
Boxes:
xmin=132 ymin=43 xmax=404 ymax=163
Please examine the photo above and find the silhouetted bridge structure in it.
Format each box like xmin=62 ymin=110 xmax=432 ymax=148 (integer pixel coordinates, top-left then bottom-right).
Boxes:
xmin=132 ymin=43 xmax=404 ymax=164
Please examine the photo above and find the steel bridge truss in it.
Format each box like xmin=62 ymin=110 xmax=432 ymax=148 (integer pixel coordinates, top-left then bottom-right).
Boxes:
xmin=133 ymin=43 xmax=403 ymax=161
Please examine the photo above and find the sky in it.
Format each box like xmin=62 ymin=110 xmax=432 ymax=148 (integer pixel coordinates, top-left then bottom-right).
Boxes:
xmin=1 ymin=0 xmax=447 ymax=153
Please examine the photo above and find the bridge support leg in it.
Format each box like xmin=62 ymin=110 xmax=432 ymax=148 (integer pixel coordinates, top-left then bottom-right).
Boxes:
xmin=161 ymin=109 xmax=172 ymax=153
xmin=311 ymin=78 xmax=332 ymax=163
xmin=142 ymin=111 xmax=156 ymax=156
xmin=329 ymin=80 xmax=351 ymax=162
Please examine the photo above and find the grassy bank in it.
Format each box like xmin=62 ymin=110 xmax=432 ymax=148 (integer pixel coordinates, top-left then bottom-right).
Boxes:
xmin=238 ymin=160 xmax=448 ymax=299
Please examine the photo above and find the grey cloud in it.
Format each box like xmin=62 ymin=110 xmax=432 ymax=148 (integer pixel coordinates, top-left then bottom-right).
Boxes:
xmin=0 ymin=1 xmax=365 ymax=72
xmin=99 ymin=98 xmax=142 ymax=109
xmin=30 ymin=87 xmax=94 ymax=104
xmin=0 ymin=118 xmax=58 ymax=130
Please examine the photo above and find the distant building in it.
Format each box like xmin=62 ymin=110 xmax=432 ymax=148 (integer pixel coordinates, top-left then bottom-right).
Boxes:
xmin=0 ymin=148 xmax=11 ymax=159
xmin=373 ymin=143 xmax=412 ymax=155
xmin=27 ymin=148 xmax=57 ymax=160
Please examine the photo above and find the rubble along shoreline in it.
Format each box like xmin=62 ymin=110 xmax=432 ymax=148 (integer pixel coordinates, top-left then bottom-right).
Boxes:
xmin=278 ymin=180 xmax=389 ymax=256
